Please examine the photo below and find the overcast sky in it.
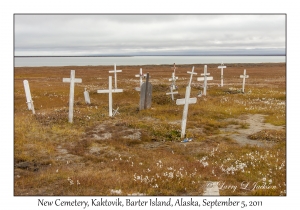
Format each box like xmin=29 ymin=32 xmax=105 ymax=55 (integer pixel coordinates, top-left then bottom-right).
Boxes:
xmin=14 ymin=14 xmax=286 ymax=56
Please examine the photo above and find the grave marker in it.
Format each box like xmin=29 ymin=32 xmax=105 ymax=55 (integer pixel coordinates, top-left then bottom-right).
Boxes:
xmin=139 ymin=73 xmax=152 ymax=110
xmin=63 ymin=70 xmax=82 ymax=123
xmin=218 ymin=62 xmax=226 ymax=87
xmin=97 ymin=76 xmax=123 ymax=117
xmin=197 ymin=65 xmax=213 ymax=96
xmin=166 ymin=70 xmax=179 ymax=100
xmin=240 ymin=69 xmax=249 ymax=93
xmin=171 ymin=63 xmax=177 ymax=73
xmin=109 ymin=64 xmax=122 ymax=89
xmin=168 ymin=72 xmax=178 ymax=90
xmin=166 ymin=86 xmax=178 ymax=101
xmin=23 ymin=80 xmax=35 ymax=114
xmin=23 ymin=80 xmax=33 ymax=110
xmin=135 ymin=68 xmax=147 ymax=91
xmin=176 ymin=67 xmax=197 ymax=138
xmin=112 ymin=107 xmax=120 ymax=117
xmin=84 ymin=88 xmax=91 ymax=104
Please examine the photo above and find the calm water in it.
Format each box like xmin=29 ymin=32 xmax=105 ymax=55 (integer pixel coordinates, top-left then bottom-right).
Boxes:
xmin=14 ymin=56 xmax=286 ymax=67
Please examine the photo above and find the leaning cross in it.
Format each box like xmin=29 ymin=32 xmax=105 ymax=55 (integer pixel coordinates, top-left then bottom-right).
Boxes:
xmin=109 ymin=64 xmax=122 ymax=89
xmin=23 ymin=80 xmax=35 ymax=114
xmin=135 ymin=68 xmax=147 ymax=91
xmin=63 ymin=70 xmax=82 ymax=123
xmin=218 ymin=62 xmax=226 ymax=87
xmin=97 ymin=76 xmax=123 ymax=117
xmin=240 ymin=69 xmax=249 ymax=93
xmin=176 ymin=66 xmax=197 ymax=138
xmin=197 ymin=65 xmax=213 ymax=96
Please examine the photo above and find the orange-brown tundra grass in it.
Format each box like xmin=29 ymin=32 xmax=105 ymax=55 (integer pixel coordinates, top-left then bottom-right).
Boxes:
xmin=14 ymin=63 xmax=286 ymax=196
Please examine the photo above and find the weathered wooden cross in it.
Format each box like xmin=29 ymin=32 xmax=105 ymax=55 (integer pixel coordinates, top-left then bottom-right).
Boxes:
xmin=240 ymin=69 xmax=249 ymax=93
xmin=139 ymin=73 xmax=152 ymax=110
xmin=109 ymin=64 xmax=122 ymax=89
xmin=23 ymin=80 xmax=35 ymax=114
xmin=166 ymin=85 xmax=178 ymax=101
xmin=166 ymin=71 xmax=179 ymax=100
xmin=84 ymin=88 xmax=91 ymax=104
xmin=63 ymin=70 xmax=82 ymax=123
xmin=197 ymin=65 xmax=213 ymax=96
xmin=97 ymin=76 xmax=123 ymax=117
xmin=135 ymin=68 xmax=147 ymax=91
xmin=171 ymin=63 xmax=177 ymax=73
xmin=176 ymin=67 xmax=197 ymax=138
xmin=218 ymin=62 xmax=226 ymax=87
xmin=169 ymin=72 xmax=178 ymax=90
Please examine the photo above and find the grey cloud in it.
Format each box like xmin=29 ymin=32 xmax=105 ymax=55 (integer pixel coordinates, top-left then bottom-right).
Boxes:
xmin=14 ymin=14 xmax=286 ymax=56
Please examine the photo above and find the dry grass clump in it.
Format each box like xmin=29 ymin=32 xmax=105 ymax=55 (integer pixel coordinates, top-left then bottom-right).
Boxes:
xmin=248 ymin=129 xmax=286 ymax=142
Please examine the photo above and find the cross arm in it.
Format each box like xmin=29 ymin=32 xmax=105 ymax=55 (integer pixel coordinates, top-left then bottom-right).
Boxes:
xmin=63 ymin=78 xmax=82 ymax=83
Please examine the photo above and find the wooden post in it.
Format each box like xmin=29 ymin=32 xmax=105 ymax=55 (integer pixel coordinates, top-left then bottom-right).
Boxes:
xmin=197 ymin=65 xmax=213 ymax=96
xmin=84 ymin=88 xmax=91 ymax=104
xmin=176 ymin=67 xmax=197 ymax=138
xmin=218 ymin=62 xmax=226 ymax=87
xmin=30 ymin=100 xmax=35 ymax=115
xmin=109 ymin=64 xmax=122 ymax=89
xmin=63 ymin=70 xmax=82 ymax=123
xmin=240 ymin=69 xmax=249 ymax=93
xmin=139 ymin=73 xmax=152 ymax=110
xmin=97 ymin=76 xmax=123 ymax=117
xmin=144 ymin=73 xmax=150 ymax=110
xmin=23 ymin=80 xmax=33 ymax=110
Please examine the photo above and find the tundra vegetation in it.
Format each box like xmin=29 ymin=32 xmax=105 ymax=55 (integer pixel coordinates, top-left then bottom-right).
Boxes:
xmin=14 ymin=63 xmax=286 ymax=196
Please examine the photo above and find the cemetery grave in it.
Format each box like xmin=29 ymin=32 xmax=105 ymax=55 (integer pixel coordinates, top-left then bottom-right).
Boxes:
xmin=218 ymin=62 xmax=226 ymax=87
xmin=240 ymin=69 xmax=249 ymax=93
xmin=197 ymin=65 xmax=213 ymax=96
xmin=14 ymin=63 xmax=286 ymax=196
xmin=166 ymin=71 xmax=179 ymax=100
xmin=63 ymin=70 xmax=82 ymax=123
xmin=23 ymin=80 xmax=35 ymax=114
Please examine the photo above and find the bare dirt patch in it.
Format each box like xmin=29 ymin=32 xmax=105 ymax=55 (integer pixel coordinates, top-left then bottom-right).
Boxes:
xmin=220 ymin=114 xmax=285 ymax=146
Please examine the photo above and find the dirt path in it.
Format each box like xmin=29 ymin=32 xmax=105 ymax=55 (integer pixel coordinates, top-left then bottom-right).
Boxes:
xmin=220 ymin=114 xmax=285 ymax=147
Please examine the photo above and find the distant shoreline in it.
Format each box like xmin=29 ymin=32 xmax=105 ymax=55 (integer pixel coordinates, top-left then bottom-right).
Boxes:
xmin=14 ymin=63 xmax=286 ymax=69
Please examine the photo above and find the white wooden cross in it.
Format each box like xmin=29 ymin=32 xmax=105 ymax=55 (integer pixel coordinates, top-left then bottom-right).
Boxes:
xmin=63 ymin=70 xmax=82 ymax=123
xmin=135 ymin=68 xmax=147 ymax=91
xmin=23 ymin=80 xmax=35 ymax=114
xmin=84 ymin=88 xmax=91 ymax=104
xmin=169 ymin=72 xmax=178 ymax=90
xmin=166 ymin=86 xmax=178 ymax=101
xmin=176 ymin=66 xmax=197 ymax=138
xmin=218 ymin=62 xmax=226 ymax=87
xmin=240 ymin=69 xmax=249 ymax=93
xmin=109 ymin=64 xmax=122 ymax=89
xmin=97 ymin=76 xmax=123 ymax=117
xmin=197 ymin=65 xmax=213 ymax=96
